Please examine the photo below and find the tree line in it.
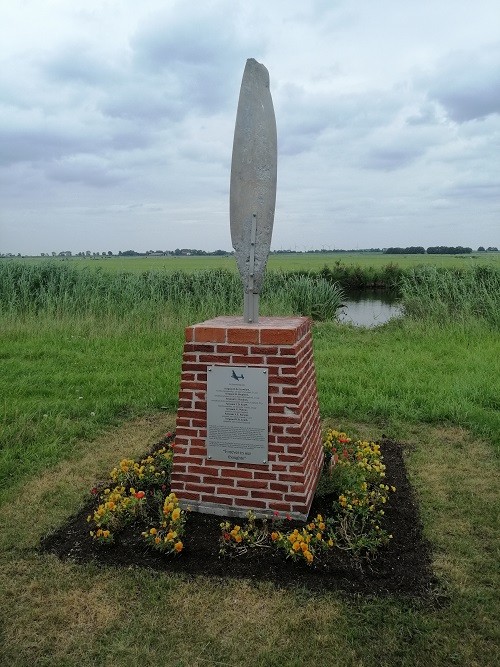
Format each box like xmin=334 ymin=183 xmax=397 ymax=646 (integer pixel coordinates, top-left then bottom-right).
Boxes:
xmin=384 ymin=246 xmax=498 ymax=255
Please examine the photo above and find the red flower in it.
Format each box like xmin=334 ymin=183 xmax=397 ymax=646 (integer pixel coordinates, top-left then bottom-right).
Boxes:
xmin=135 ymin=491 xmax=145 ymax=499
xmin=286 ymin=513 xmax=292 ymax=521
xmin=166 ymin=432 xmax=172 ymax=438
xmin=273 ymin=510 xmax=280 ymax=517
xmin=90 ymin=487 xmax=98 ymax=495
xmin=223 ymin=532 xmax=231 ymax=541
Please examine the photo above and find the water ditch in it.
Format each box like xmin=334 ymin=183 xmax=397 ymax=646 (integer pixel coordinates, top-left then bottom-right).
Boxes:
xmin=338 ymin=290 xmax=403 ymax=327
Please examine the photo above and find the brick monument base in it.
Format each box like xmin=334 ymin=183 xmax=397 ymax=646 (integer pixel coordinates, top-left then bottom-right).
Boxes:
xmin=171 ymin=316 xmax=323 ymax=521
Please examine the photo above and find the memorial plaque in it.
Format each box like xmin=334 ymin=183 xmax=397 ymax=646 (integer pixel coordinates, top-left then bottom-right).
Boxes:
xmin=207 ymin=365 xmax=268 ymax=464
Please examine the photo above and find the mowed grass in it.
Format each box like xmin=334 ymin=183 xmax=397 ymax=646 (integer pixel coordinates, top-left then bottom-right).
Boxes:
xmin=1 ymin=263 xmax=499 ymax=666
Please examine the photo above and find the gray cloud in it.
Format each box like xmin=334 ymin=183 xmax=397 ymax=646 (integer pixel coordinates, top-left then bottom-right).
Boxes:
xmin=425 ymin=43 xmax=500 ymax=122
xmin=1 ymin=0 xmax=499 ymax=254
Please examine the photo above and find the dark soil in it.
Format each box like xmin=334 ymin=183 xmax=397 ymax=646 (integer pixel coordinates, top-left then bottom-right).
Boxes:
xmin=40 ymin=439 xmax=435 ymax=598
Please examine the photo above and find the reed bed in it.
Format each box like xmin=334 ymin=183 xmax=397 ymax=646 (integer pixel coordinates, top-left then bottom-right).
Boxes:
xmin=400 ymin=265 xmax=500 ymax=327
xmin=0 ymin=262 xmax=344 ymax=322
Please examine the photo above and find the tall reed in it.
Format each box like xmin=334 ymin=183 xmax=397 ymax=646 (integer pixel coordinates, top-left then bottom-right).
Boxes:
xmin=400 ymin=265 xmax=500 ymax=327
xmin=0 ymin=262 xmax=344 ymax=322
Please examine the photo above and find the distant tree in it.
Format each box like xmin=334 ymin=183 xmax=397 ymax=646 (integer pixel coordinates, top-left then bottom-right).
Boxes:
xmin=487 ymin=246 xmax=498 ymax=252
xmin=107 ymin=251 xmax=113 ymax=256
xmin=477 ymin=246 xmax=486 ymax=252
xmin=427 ymin=246 xmax=472 ymax=254
xmin=384 ymin=246 xmax=425 ymax=254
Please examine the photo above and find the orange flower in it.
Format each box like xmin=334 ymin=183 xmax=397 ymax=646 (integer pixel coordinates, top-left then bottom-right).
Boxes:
xmin=174 ymin=541 xmax=183 ymax=552
xmin=135 ymin=491 xmax=145 ymax=499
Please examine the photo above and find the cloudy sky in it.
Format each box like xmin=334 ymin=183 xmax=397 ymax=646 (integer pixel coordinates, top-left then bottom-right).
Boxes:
xmin=1 ymin=0 xmax=499 ymax=255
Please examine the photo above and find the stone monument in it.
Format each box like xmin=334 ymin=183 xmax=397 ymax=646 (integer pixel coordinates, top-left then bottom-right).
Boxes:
xmin=171 ymin=59 xmax=323 ymax=521
xmin=230 ymin=58 xmax=277 ymax=323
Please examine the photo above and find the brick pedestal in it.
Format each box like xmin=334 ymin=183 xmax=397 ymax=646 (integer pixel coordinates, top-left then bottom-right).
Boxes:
xmin=171 ymin=316 xmax=323 ymax=521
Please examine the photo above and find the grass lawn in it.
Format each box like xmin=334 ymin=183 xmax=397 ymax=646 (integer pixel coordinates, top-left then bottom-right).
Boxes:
xmin=0 ymin=309 xmax=499 ymax=666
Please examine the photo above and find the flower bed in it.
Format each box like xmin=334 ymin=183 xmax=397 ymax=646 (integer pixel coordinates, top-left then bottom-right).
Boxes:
xmin=40 ymin=429 xmax=434 ymax=596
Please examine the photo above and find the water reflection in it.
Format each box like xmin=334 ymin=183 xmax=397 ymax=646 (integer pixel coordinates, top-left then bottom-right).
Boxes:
xmin=338 ymin=291 xmax=402 ymax=328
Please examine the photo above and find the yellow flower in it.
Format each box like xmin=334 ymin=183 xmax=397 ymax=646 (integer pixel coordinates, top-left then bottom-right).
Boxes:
xmin=171 ymin=508 xmax=181 ymax=521
xmin=235 ymin=534 xmax=242 ymax=543
xmin=154 ymin=537 xmax=161 ymax=544
xmin=316 ymin=533 xmax=322 ymax=541
xmin=271 ymin=532 xmax=279 ymax=541
xmin=304 ymin=551 xmax=313 ymax=563
xmin=174 ymin=541 xmax=183 ymax=552
xmin=166 ymin=531 xmax=174 ymax=541
xmin=292 ymin=542 xmax=301 ymax=551
xmin=150 ymin=527 xmax=157 ymax=535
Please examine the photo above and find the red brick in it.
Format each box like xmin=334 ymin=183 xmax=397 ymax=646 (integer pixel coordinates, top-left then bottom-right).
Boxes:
xmin=239 ymin=479 xmax=269 ymax=489
xmin=227 ymin=328 xmax=259 ymax=344
xmin=175 ymin=491 xmax=200 ymax=501
xmin=231 ymin=355 xmax=265 ymax=365
xmin=189 ymin=466 xmax=220 ymax=477
xmin=217 ymin=344 xmax=249 ymax=354
xmin=199 ymin=354 xmax=231 ymax=364
xmin=269 ymin=415 xmax=300 ymax=425
xmin=260 ymin=328 xmax=297 ymax=345
xmin=184 ymin=483 xmax=216 ymax=494
xmin=216 ymin=486 xmax=249 ymax=497
xmin=279 ymin=473 xmax=304 ymax=483
xmin=175 ymin=427 xmax=200 ymax=438
xmin=250 ymin=345 xmax=276 ymax=355
xmin=285 ymin=446 xmax=304 ymax=455
xmin=184 ymin=343 xmax=215 ymax=353
xmin=267 ymin=356 xmax=296 ymax=366
xmin=172 ymin=455 xmax=203 ymax=466
xmin=269 ymin=482 xmax=291 ymax=492
xmin=187 ymin=447 xmax=206 ymax=457
xmin=180 ymin=381 xmax=206 ymax=391
xmin=250 ymin=489 xmax=283 ymax=500
xmin=170 ymin=473 xmax=201 ymax=484
xmin=178 ymin=409 xmax=204 ymax=419
xmin=220 ymin=468 xmax=253 ymax=479
xmin=271 ymin=396 xmax=300 ymax=405
xmin=194 ymin=326 xmax=227 ymax=343
xmin=204 ymin=475 xmax=228 ymax=486
xmin=279 ymin=347 xmax=296 ymax=356
xmin=284 ymin=489 xmax=305 ymax=501
xmin=181 ymin=362 xmax=208 ymax=373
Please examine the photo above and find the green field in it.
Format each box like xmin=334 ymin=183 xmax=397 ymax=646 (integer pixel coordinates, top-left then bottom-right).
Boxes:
xmin=1 ymin=260 xmax=499 ymax=666
xmin=10 ymin=250 xmax=500 ymax=273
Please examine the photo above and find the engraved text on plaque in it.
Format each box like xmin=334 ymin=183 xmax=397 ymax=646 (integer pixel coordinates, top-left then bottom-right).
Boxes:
xmin=207 ymin=365 xmax=268 ymax=464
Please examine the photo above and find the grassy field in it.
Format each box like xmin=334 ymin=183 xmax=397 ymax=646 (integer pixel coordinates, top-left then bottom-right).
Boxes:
xmin=0 ymin=261 xmax=499 ymax=666
xmin=9 ymin=250 xmax=500 ymax=274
